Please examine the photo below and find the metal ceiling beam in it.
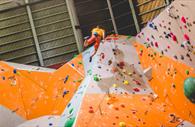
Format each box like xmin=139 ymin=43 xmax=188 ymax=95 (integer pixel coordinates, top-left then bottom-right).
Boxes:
xmin=65 ymin=0 xmax=83 ymax=53
xmin=106 ymin=0 xmax=118 ymax=34
xmin=25 ymin=0 xmax=44 ymax=66
xmin=128 ymin=0 xmax=140 ymax=33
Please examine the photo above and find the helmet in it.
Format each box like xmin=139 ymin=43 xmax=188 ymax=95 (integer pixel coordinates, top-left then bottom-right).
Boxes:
xmin=93 ymin=32 xmax=98 ymax=37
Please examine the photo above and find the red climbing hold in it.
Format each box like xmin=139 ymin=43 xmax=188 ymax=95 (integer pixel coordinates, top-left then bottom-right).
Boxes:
xmin=172 ymin=35 xmax=177 ymax=42
xmin=184 ymin=34 xmax=190 ymax=41
xmin=181 ymin=16 xmax=186 ymax=24
xmin=154 ymin=42 xmax=159 ymax=48
xmin=118 ymin=61 xmax=125 ymax=69
xmin=133 ymin=88 xmax=140 ymax=92
xmin=89 ymin=109 xmax=94 ymax=113
xmin=100 ymin=53 xmax=105 ymax=59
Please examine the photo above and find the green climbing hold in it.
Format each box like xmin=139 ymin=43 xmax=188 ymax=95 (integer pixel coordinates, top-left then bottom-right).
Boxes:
xmin=69 ymin=108 xmax=73 ymax=114
xmin=186 ymin=70 xmax=190 ymax=75
xmin=184 ymin=77 xmax=195 ymax=104
xmin=64 ymin=117 xmax=75 ymax=127
xmin=87 ymin=69 xmax=92 ymax=75
xmin=94 ymin=75 xmax=100 ymax=82
xmin=73 ymin=54 xmax=78 ymax=58
xmin=78 ymin=61 xmax=82 ymax=65
xmin=127 ymin=35 xmax=132 ymax=39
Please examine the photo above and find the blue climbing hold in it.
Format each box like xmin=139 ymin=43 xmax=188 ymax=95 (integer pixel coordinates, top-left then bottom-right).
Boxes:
xmin=63 ymin=90 xmax=69 ymax=97
xmin=13 ymin=69 xmax=17 ymax=74
xmin=64 ymin=75 xmax=69 ymax=84
xmin=67 ymin=103 xmax=71 ymax=108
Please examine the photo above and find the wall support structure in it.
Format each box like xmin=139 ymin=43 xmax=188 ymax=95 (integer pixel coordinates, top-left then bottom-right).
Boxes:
xmin=65 ymin=0 xmax=83 ymax=53
xmin=128 ymin=0 xmax=140 ymax=33
xmin=25 ymin=0 xmax=44 ymax=66
xmin=106 ymin=0 xmax=118 ymax=34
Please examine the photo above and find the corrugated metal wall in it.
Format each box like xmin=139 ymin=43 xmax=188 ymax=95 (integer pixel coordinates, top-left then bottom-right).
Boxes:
xmin=111 ymin=0 xmax=137 ymax=35
xmin=74 ymin=0 xmax=137 ymax=37
xmin=133 ymin=0 xmax=170 ymax=28
xmin=74 ymin=0 xmax=114 ymax=37
xmin=0 ymin=0 xmax=78 ymax=66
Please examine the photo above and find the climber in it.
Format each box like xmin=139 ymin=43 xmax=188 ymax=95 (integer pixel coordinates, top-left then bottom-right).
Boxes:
xmin=84 ymin=26 xmax=105 ymax=62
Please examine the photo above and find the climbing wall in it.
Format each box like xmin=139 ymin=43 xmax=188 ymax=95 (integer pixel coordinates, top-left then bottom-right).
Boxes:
xmin=136 ymin=0 xmax=195 ymax=68
xmin=72 ymin=35 xmax=187 ymax=127
xmin=59 ymin=47 xmax=95 ymax=127
xmin=0 ymin=0 xmax=195 ymax=127
xmin=0 ymin=53 xmax=84 ymax=123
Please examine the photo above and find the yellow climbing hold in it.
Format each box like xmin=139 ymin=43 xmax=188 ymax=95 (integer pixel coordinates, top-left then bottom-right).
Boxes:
xmin=106 ymin=96 xmax=112 ymax=102
xmin=119 ymin=122 xmax=126 ymax=127
xmin=123 ymin=80 xmax=129 ymax=85
xmin=112 ymin=84 xmax=118 ymax=88
xmin=128 ymin=72 xmax=132 ymax=76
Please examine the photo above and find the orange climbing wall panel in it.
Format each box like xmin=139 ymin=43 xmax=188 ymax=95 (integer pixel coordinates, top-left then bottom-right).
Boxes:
xmin=75 ymin=94 xmax=181 ymax=127
xmin=134 ymin=42 xmax=195 ymax=124
xmin=0 ymin=54 xmax=84 ymax=120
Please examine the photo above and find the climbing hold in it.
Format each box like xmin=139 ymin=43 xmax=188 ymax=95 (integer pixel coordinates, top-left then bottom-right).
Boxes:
xmin=184 ymin=34 xmax=190 ymax=41
xmin=172 ymin=35 xmax=177 ymax=42
xmin=64 ymin=117 xmax=75 ymax=127
xmin=67 ymin=103 xmax=71 ymax=108
xmin=69 ymin=108 xmax=73 ymax=114
xmin=112 ymin=84 xmax=118 ymax=88
xmin=128 ymin=72 xmax=133 ymax=76
xmin=13 ymin=69 xmax=17 ymax=74
xmin=73 ymin=54 xmax=78 ymax=58
xmin=2 ymin=76 xmax=5 ymax=80
xmin=77 ymin=78 xmax=83 ymax=83
xmin=63 ymin=90 xmax=69 ymax=97
xmin=186 ymin=70 xmax=190 ymax=75
xmin=181 ymin=16 xmax=187 ymax=24
xmin=154 ymin=42 xmax=159 ymax=48
xmin=127 ymin=35 xmax=132 ymax=39
xmin=119 ymin=122 xmax=126 ymax=127
xmin=123 ymin=80 xmax=129 ymax=85
xmin=78 ymin=61 xmax=82 ymax=65
xmin=184 ymin=77 xmax=195 ymax=103
xmin=94 ymin=75 xmax=100 ymax=82
xmin=64 ymin=75 xmax=69 ymax=84
xmin=133 ymin=88 xmax=140 ymax=92
xmin=89 ymin=109 xmax=94 ymax=113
